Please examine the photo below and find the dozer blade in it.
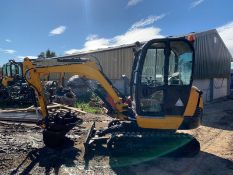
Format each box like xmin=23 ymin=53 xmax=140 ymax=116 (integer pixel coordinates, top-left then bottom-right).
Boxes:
xmin=84 ymin=122 xmax=96 ymax=156
xmin=84 ymin=122 xmax=109 ymax=157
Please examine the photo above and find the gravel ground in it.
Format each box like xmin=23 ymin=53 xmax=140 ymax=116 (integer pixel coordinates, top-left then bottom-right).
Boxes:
xmin=0 ymin=99 xmax=233 ymax=175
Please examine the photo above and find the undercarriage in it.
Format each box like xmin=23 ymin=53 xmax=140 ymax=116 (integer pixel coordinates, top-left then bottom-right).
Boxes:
xmin=84 ymin=121 xmax=200 ymax=157
xmin=42 ymin=114 xmax=200 ymax=158
xmin=0 ymin=84 xmax=34 ymax=107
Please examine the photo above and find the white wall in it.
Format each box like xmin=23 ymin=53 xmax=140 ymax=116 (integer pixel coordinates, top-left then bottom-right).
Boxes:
xmin=193 ymin=79 xmax=211 ymax=102
xmin=213 ymin=78 xmax=228 ymax=99
xmin=189 ymin=78 xmax=228 ymax=103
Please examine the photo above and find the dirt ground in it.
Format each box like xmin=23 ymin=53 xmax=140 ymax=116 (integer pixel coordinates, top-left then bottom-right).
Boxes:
xmin=0 ymin=98 xmax=233 ymax=175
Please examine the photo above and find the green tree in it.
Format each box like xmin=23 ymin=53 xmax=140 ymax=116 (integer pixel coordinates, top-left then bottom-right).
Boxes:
xmin=38 ymin=52 xmax=45 ymax=59
xmin=38 ymin=49 xmax=56 ymax=59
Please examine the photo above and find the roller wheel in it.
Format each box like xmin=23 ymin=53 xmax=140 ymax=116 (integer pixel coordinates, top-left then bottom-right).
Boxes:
xmin=108 ymin=120 xmax=121 ymax=128
xmin=107 ymin=137 xmax=119 ymax=156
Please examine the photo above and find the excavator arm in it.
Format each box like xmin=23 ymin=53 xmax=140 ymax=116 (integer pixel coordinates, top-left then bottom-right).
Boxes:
xmin=23 ymin=57 xmax=131 ymax=122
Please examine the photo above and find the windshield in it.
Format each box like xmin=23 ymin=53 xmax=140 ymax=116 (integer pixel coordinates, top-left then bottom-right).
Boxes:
xmin=6 ymin=64 xmax=11 ymax=77
xmin=135 ymin=39 xmax=194 ymax=115
xmin=168 ymin=41 xmax=193 ymax=85
xmin=11 ymin=64 xmax=23 ymax=77
xmin=2 ymin=64 xmax=7 ymax=77
xmin=141 ymin=40 xmax=193 ymax=87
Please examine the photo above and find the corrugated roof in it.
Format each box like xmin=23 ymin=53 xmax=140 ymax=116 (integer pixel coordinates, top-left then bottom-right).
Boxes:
xmin=193 ymin=29 xmax=232 ymax=79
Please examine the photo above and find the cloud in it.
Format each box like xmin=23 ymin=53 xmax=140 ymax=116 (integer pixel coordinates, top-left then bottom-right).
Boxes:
xmin=65 ymin=27 xmax=163 ymax=55
xmin=65 ymin=37 xmax=111 ymax=54
xmin=64 ymin=49 xmax=81 ymax=55
xmin=217 ymin=21 xmax=233 ymax=56
xmin=86 ymin=34 xmax=99 ymax=40
xmin=127 ymin=0 xmax=142 ymax=6
xmin=65 ymin=14 xmax=165 ymax=55
xmin=65 ymin=14 xmax=166 ymax=55
xmin=130 ymin=14 xmax=166 ymax=30
xmin=5 ymin=39 xmax=12 ymax=43
xmin=49 ymin=26 xmax=66 ymax=36
xmin=190 ymin=0 xmax=204 ymax=8
xmin=0 ymin=49 xmax=16 ymax=54
xmin=114 ymin=27 xmax=163 ymax=45
xmin=65 ymin=16 xmax=165 ymax=55
xmin=17 ymin=56 xmax=37 ymax=61
xmin=83 ymin=37 xmax=110 ymax=50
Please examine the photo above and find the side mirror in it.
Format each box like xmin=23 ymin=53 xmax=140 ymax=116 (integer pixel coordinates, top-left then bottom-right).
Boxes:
xmin=121 ymin=74 xmax=126 ymax=79
xmin=133 ymin=41 xmax=141 ymax=56
xmin=121 ymin=75 xmax=130 ymax=95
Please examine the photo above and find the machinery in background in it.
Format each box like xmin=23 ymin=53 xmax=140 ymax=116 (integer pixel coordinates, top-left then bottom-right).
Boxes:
xmin=23 ymin=36 xmax=203 ymax=155
xmin=0 ymin=60 xmax=34 ymax=106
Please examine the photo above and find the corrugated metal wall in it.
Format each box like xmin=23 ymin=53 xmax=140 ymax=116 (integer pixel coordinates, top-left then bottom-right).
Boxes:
xmin=37 ymin=46 xmax=134 ymax=81
xmin=81 ymin=47 xmax=134 ymax=79
xmin=193 ymin=29 xmax=232 ymax=79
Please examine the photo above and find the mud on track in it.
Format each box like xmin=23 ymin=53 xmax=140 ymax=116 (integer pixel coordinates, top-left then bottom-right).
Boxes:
xmin=0 ymin=99 xmax=233 ymax=175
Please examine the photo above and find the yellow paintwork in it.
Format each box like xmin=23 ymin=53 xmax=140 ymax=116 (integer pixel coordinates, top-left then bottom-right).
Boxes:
xmin=136 ymin=86 xmax=203 ymax=129
xmin=136 ymin=115 xmax=183 ymax=129
xmin=1 ymin=77 xmax=13 ymax=87
xmin=183 ymin=86 xmax=203 ymax=117
xmin=23 ymin=58 xmax=129 ymax=120
xmin=23 ymin=57 xmax=203 ymax=130
xmin=183 ymin=87 xmax=198 ymax=117
xmin=23 ymin=58 xmax=49 ymax=117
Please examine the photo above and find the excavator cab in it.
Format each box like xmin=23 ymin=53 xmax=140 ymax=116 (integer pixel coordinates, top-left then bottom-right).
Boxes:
xmin=131 ymin=37 xmax=203 ymax=130
xmin=0 ymin=60 xmax=34 ymax=106
xmin=1 ymin=60 xmax=23 ymax=87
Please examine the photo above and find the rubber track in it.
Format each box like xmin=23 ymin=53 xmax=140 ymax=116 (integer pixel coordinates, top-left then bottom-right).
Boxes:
xmin=108 ymin=131 xmax=197 ymax=156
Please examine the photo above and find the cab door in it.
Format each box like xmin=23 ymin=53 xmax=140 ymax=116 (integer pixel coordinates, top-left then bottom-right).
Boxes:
xmin=132 ymin=39 xmax=194 ymax=118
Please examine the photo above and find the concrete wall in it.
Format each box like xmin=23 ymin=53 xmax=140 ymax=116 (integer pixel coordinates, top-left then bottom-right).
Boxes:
xmin=193 ymin=79 xmax=211 ymax=102
xmin=213 ymin=78 xmax=228 ymax=99
xmin=183 ymin=78 xmax=228 ymax=103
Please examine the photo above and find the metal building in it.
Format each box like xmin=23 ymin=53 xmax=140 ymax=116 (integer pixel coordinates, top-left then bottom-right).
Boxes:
xmin=192 ymin=29 xmax=232 ymax=102
xmin=40 ymin=29 xmax=232 ymax=102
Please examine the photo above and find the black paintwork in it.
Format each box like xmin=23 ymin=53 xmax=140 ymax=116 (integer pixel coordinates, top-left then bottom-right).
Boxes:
xmin=131 ymin=37 xmax=195 ymax=117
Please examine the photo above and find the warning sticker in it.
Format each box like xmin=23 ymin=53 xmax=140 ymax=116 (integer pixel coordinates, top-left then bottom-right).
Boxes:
xmin=175 ymin=98 xmax=184 ymax=107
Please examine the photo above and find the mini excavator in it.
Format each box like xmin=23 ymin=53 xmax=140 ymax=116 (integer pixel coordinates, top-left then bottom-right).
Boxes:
xmin=23 ymin=36 xmax=203 ymax=154
xmin=0 ymin=60 xmax=34 ymax=105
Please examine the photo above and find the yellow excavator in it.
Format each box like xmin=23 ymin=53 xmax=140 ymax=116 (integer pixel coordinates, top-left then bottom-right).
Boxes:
xmin=0 ymin=60 xmax=34 ymax=106
xmin=1 ymin=60 xmax=23 ymax=87
xmin=23 ymin=36 xmax=203 ymax=154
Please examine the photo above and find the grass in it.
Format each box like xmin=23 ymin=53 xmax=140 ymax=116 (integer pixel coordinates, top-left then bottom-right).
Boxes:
xmin=75 ymin=101 xmax=104 ymax=114
xmin=75 ymin=93 xmax=105 ymax=114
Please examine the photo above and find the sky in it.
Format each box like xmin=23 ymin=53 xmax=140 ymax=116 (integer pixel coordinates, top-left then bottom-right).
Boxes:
xmin=0 ymin=0 xmax=233 ymax=66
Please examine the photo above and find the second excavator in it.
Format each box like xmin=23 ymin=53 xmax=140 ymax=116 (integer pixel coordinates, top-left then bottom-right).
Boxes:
xmin=0 ymin=60 xmax=34 ymax=106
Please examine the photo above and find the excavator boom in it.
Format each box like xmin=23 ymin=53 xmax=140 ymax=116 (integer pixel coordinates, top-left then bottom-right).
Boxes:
xmin=23 ymin=58 xmax=132 ymax=121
